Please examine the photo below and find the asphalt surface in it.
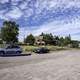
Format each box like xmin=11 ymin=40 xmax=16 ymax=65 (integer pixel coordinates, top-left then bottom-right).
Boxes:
xmin=0 ymin=50 xmax=80 ymax=80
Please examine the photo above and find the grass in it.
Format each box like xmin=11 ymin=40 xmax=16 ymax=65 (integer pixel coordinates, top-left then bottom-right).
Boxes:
xmin=21 ymin=45 xmax=67 ymax=52
xmin=45 ymin=46 xmax=67 ymax=51
xmin=21 ymin=45 xmax=39 ymax=52
xmin=0 ymin=44 xmax=5 ymax=48
xmin=0 ymin=44 xmax=69 ymax=54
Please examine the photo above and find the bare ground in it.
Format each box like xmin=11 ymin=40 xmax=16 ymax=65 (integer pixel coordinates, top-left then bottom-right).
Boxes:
xmin=0 ymin=50 xmax=80 ymax=80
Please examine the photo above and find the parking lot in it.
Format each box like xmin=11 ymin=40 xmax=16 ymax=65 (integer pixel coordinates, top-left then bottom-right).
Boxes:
xmin=0 ymin=50 xmax=80 ymax=80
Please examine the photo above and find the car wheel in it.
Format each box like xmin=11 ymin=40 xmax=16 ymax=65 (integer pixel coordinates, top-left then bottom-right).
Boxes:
xmin=0 ymin=51 xmax=4 ymax=56
xmin=16 ymin=51 xmax=21 ymax=54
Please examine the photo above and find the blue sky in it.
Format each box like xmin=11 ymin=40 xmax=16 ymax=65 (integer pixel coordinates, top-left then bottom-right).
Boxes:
xmin=0 ymin=0 xmax=80 ymax=41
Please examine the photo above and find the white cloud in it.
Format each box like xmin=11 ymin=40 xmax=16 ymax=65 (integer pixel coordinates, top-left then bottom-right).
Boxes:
xmin=5 ymin=6 xmax=23 ymax=19
xmin=11 ymin=0 xmax=22 ymax=2
xmin=11 ymin=0 xmax=22 ymax=5
xmin=19 ymin=1 xmax=28 ymax=10
xmin=0 ymin=0 xmax=80 ymax=20
xmin=0 ymin=15 xmax=9 ymax=20
xmin=24 ymin=8 xmax=33 ymax=18
xmin=0 ymin=0 xmax=80 ymax=41
xmin=0 ymin=10 xmax=9 ymax=20
xmin=19 ymin=27 xmax=32 ymax=42
xmin=19 ymin=19 xmax=80 ymax=42
xmin=0 ymin=0 xmax=9 ymax=4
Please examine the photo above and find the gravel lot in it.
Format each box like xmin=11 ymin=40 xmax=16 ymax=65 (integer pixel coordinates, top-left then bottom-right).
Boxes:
xmin=0 ymin=50 xmax=80 ymax=80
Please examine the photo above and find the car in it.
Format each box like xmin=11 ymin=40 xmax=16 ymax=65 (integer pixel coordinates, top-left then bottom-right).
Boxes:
xmin=0 ymin=45 xmax=22 ymax=56
xmin=33 ymin=47 xmax=50 ymax=54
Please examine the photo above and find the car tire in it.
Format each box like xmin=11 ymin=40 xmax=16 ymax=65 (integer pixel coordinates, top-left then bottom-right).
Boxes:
xmin=16 ymin=51 xmax=21 ymax=54
xmin=0 ymin=51 xmax=5 ymax=56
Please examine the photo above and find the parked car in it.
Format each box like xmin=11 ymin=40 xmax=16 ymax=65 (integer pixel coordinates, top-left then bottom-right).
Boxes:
xmin=0 ymin=45 xmax=22 ymax=56
xmin=33 ymin=47 xmax=50 ymax=54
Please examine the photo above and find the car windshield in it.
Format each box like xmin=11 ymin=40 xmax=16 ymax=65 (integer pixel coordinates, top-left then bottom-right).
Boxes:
xmin=11 ymin=46 xmax=20 ymax=48
xmin=5 ymin=45 xmax=20 ymax=49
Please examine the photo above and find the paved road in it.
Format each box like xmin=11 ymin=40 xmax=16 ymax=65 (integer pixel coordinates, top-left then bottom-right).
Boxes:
xmin=0 ymin=50 xmax=80 ymax=80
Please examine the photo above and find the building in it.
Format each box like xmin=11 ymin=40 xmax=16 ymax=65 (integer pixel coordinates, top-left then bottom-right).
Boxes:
xmin=35 ymin=35 xmax=45 ymax=45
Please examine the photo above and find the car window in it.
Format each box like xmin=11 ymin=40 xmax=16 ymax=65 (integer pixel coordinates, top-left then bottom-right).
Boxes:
xmin=6 ymin=45 xmax=20 ymax=49
xmin=12 ymin=46 xmax=20 ymax=48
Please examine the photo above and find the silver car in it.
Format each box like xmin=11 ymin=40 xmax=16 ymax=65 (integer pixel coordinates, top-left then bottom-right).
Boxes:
xmin=0 ymin=45 xmax=22 ymax=56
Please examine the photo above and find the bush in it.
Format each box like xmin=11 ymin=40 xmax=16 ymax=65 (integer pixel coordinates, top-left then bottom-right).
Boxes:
xmin=24 ymin=46 xmax=38 ymax=52
xmin=71 ymin=41 xmax=79 ymax=48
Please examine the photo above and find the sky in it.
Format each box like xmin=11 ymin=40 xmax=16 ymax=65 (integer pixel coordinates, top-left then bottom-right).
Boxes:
xmin=0 ymin=0 xmax=80 ymax=41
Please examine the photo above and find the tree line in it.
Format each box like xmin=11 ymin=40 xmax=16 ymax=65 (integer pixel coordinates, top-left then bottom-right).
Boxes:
xmin=0 ymin=21 xmax=79 ymax=48
xmin=24 ymin=33 xmax=71 ymax=46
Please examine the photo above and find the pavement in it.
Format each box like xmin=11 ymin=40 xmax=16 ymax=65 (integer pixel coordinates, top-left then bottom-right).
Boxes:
xmin=0 ymin=50 xmax=80 ymax=80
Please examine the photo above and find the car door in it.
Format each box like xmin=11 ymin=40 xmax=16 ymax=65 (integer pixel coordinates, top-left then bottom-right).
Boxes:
xmin=6 ymin=46 xmax=13 ymax=54
xmin=12 ymin=46 xmax=21 ymax=54
xmin=11 ymin=46 xmax=17 ymax=54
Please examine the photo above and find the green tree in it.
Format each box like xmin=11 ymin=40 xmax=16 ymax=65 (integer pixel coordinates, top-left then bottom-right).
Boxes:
xmin=59 ymin=37 xmax=65 ymax=47
xmin=0 ymin=39 xmax=3 ymax=44
xmin=71 ymin=41 xmax=79 ymax=48
xmin=0 ymin=31 xmax=3 ymax=44
xmin=43 ymin=33 xmax=54 ymax=45
xmin=64 ymin=34 xmax=71 ymax=46
xmin=54 ymin=36 xmax=60 ymax=45
xmin=1 ymin=21 xmax=19 ymax=44
xmin=24 ymin=34 xmax=35 ymax=45
xmin=40 ymin=32 xmax=44 ymax=36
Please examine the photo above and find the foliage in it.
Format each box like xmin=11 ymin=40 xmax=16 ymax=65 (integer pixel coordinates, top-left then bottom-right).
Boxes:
xmin=0 ymin=20 xmax=79 ymax=48
xmin=53 ymin=36 xmax=60 ymax=45
xmin=24 ymin=34 xmax=35 ymax=45
xmin=0 ymin=21 xmax=19 ymax=44
xmin=59 ymin=37 xmax=65 ymax=47
xmin=40 ymin=33 xmax=72 ymax=46
xmin=21 ymin=45 xmax=67 ymax=52
xmin=71 ymin=41 xmax=79 ymax=48
xmin=0 ymin=39 xmax=3 ymax=44
xmin=64 ymin=34 xmax=71 ymax=46
xmin=42 ymin=33 xmax=54 ymax=45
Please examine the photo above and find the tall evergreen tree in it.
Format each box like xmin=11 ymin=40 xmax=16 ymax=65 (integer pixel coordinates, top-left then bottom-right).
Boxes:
xmin=43 ymin=33 xmax=54 ymax=45
xmin=24 ymin=34 xmax=35 ymax=45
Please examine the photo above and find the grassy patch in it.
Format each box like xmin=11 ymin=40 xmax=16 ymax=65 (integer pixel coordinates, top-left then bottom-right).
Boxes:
xmin=21 ymin=45 xmax=67 ymax=52
xmin=0 ymin=44 xmax=6 ymax=48
xmin=44 ymin=46 xmax=67 ymax=51
xmin=21 ymin=46 xmax=38 ymax=52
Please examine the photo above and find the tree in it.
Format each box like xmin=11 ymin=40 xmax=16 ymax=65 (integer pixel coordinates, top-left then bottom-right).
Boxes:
xmin=59 ymin=37 xmax=65 ymax=47
xmin=40 ymin=32 xmax=44 ymax=36
xmin=43 ymin=33 xmax=54 ymax=45
xmin=1 ymin=21 xmax=19 ymax=44
xmin=0 ymin=31 xmax=3 ymax=44
xmin=64 ymin=34 xmax=71 ymax=46
xmin=0 ymin=39 xmax=3 ymax=44
xmin=54 ymin=36 xmax=60 ymax=45
xmin=24 ymin=34 xmax=35 ymax=45
xmin=71 ymin=41 xmax=79 ymax=48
